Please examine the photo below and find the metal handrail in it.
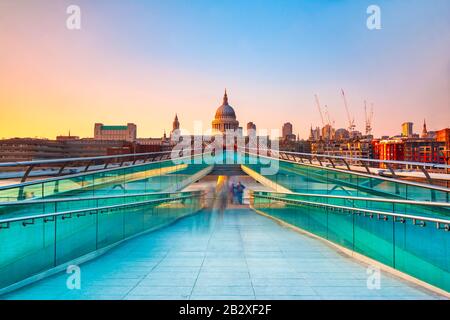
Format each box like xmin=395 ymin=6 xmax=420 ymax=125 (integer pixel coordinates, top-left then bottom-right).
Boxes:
xmin=251 ymin=190 xmax=450 ymax=207
xmin=0 ymin=152 xmax=206 ymax=191
xmin=0 ymin=148 xmax=205 ymax=183
xmin=0 ymin=190 xmax=202 ymax=207
xmin=251 ymin=193 xmax=450 ymax=225
xmin=243 ymin=148 xmax=450 ymax=169
xmin=0 ymin=193 xmax=202 ymax=224
xmin=0 ymin=150 xmax=172 ymax=168
xmin=240 ymin=149 xmax=450 ymax=193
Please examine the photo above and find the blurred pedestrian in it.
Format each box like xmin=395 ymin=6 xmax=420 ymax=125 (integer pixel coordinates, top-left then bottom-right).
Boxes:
xmin=230 ymin=182 xmax=236 ymax=204
xmin=236 ymin=181 xmax=246 ymax=205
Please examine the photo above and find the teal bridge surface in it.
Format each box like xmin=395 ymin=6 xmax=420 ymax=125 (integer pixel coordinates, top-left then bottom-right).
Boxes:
xmin=0 ymin=151 xmax=448 ymax=299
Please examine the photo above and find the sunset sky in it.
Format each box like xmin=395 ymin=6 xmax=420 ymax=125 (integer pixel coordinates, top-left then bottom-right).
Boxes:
xmin=0 ymin=0 xmax=449 ymax=139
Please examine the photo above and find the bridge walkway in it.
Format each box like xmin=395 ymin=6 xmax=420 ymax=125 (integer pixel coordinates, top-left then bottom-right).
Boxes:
xmin=3 ymin=208 xmax=443 ymax=300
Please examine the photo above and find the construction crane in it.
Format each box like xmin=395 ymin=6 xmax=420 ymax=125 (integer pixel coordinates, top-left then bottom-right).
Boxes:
xmin=364 ymin=101 xmax=374 ymax=135
xmin=341 ymin=89 xmax=356 ymax=132
xmin=322 ymin=105 xmax=335 ymax=141
xmin=314 ymin=94 xmax=326 ymax=127
xmin=324 ymin=105 xmax=335 ymax=127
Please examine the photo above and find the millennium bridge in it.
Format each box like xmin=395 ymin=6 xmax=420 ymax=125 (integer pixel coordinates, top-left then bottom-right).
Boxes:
xmin=0 ymin=150 xmax=448 ymax=300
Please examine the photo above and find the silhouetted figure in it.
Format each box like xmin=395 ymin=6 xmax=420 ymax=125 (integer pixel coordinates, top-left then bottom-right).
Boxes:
xmin=236 ymin=181 xmax=246 ymax=205
xmin=230 ymin=182 xmax=237 ymax=204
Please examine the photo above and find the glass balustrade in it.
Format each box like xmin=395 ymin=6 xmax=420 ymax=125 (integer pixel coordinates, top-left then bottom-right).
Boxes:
xmin=242 ymin=152 xmax=449 ymax=203
xmin=251 ymin=191 xmax=450 ymax=293
xmin=0 ymin=156 xmax=209 ymax=202
xmin=0 ymin=191 xmax=203 ymax=291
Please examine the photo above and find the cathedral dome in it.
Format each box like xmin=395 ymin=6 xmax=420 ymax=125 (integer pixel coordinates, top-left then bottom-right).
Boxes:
xmin=212 ymin=89 xmax=239 ymax=133
xmin=214 ymin=90 xmax=236 ymax=119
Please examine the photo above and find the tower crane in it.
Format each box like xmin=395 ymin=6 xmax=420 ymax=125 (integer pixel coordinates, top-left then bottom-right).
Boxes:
xmin=364 ymin=101 xmax=374 ymax=135
xmin=314 ymin=94 xmax=326 ymax=127
xmin=324 ymin=105 xmax=335 ymax=127
xmin=341 ymin=89 xmax=356 ymax=132
xmin=323 ymin=105 xmax=335 ymax=141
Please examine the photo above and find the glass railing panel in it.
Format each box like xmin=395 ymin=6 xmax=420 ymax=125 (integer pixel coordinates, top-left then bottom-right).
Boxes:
xmin=353 ymin=214 xmax=394 ymax=267
xmin=0 ymin=156 xmax=208 ymax=203
xmin=55 ymin=213 xmax=97 ymax=265
xmin=252 ymin=193 xmax=450 ymax=293
xmin=0 ymin=191 xmax=203 ymax=292
xmin=276 ymin=172 xmax=299 ymax=192
xmin=0 ymin=218 xmax=55 ymax=290
xmin=0 ymin=188 xmax=19 ymax=202
xmin=359 ymin=198 xmax=393 ymax=213
xmin=405 ymin=184 xmax=448 ymax=203
xmin=356 ymin=175 xmax=374 ymax=195
xmin=326 ymin=209 xmax=354 ymax=251
xmin=394 ymin=220 xmax=450 ymax=292
xmin=302 ymin=166 xmax=329 ymax=194
xmin=306 ymin=205 xmax=328 ymax=239
xmin=97 ymin=207 xmax=126 ymax=250
xmin=370 ymin=180 xmax=407 ymax=199
xmin=92 ymin=169 xmax=125 ymax=197
xmin=43 ymin=175 xmax=95 ymax=199
xmin=0 ymin=192 xmax=188 ymax=221
xmin=124 ymin=205 xmax=145 ymax=238
xmin=268 ymin=201 xmax=306 ymax=230
xmin=0 ymin=202 xmax=45 ymax=220
xmin=266 ymin=192 xmax=450 ymax=220
xmin=249 ymin=154 xmax=449 ymax=204
xmin=12 ymin=184 xmax=44 ymax=201
xmin=53 ymin=199 xmax=97 ymax=214
xmin=327 ymin=171 xmax=359 ymax=196
xmin=123 ymin=163 xmax=157 ymax=194
xmin=403 ymin=203 xmax=450 ymax=220
xmin=143 ymin=203 xmax=157 ymax=230
xmin=330 ymin=196 xmax=355 ymax=207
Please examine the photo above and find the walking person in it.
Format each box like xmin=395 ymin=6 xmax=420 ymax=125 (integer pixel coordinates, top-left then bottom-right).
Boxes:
xmin=230 ymin=182 xmax=236 ymax=204
xmin=215 ymin=176 xmax=229 ymax=216
xmin=236 ymin=181 xmax=246 ymax=205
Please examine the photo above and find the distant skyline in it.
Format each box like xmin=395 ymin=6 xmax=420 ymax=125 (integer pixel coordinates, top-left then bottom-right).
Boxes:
xmin=0 ymin=0 xmax=449 ymax=139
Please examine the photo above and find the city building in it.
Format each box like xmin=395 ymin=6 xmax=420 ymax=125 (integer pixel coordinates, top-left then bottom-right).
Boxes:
xmin=349 ymin=130 xmax=363 ymax=140
xmin=401 ymin=122 xmax=414 ymax=138
xmin=335 ymin=128 xmax=350 ymax=141
xmin=63 ymin=139 xmax=131 ymax=157
xmin=211 ymin=90 xmax=240 ymax=134
xmin=0 ymin=138 xmax=65 ymax=162
xmin=282 ymin=122 xmax=296 ymax=141
xmin=280 ymin=139 xmax=311 ymax=153
xmin=421 ymin=119 xmax=428 ymax=138
xmin=0 ymin=138 xmax=131 ymax=161
xmin=321 ymin=124 xmax=335 ymax=141
xmin=171 ymin=114 xmax=180 ymax=134
xmin=371 ymin=139 xmax=381 ymax=160
xmin=375 ymin=133 xmax=446 ymax=167
xmin=377 ymin=138 xmax=405 ymax=163
xmin=436 ymin=128 xmax=450 ymax=166
xmin=94 ymin=123 xmax=137 ymax=142
xmin=0 ymin=116 xmax=180 ymax=162
xmin=136 ymin=135 xmax=172 ymax=151
xmin=310 ymin=139 xmax=372 ymax=160
xmin=403 ymin=138 xmax=445 ymax=164
xmin=308 ymin=126 xmax=321 ymax=141
xmin=56 ymin=133 xmax=79 ymax=141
